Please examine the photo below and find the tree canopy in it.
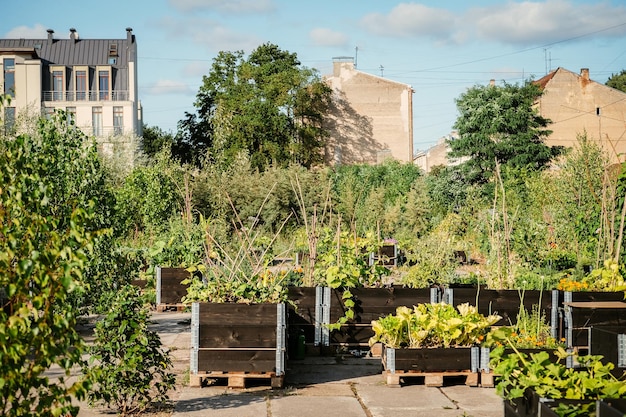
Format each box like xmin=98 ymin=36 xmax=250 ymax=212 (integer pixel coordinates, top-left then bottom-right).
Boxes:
xmin=448 ymin=81 xmax=563 ymax=185
xmin=175 ymin=43 xmax=332 ymax=170
xmin=606 ymin=69 xmax=626 ymax=93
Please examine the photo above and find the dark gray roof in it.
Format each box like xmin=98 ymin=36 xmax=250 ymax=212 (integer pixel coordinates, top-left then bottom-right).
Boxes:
xmin=0 ymin=28 xmax=136 ymax=68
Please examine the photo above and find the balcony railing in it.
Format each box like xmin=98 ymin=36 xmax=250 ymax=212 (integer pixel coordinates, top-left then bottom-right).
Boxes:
xmin=42 ymin=90 xmax=130 ymax=102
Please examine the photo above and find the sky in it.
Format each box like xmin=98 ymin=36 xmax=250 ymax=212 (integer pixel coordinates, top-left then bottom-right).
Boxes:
xmin=2 ymin=0 xmax=626 ymax=150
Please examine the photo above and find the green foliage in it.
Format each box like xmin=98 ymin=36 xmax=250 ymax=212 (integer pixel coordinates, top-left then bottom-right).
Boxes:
xmin=86 ymin=285 xmax=175 ymax=416
xmin=450 ymin=81 xmax=563 ymax=186
xmin=400 ymin=215 xmax=465 ymax=287
xmin=491 ymin=347 xmax=626 ymax=405
xmin=114 ymin=150 xmax=183 ymax=234
xmin=606 ymin=69 xmax=626 ymax=93
xmin=369 ymin=303 xmax=501 ymax=348
xmin=180 ymin=43 xmax=332 ymax=170
xmin=141 ymin=124 xmax=174 ymax=158
xmin=0 ymin=116 xmax=97 ymax=416
xmin=583 ymin=259 xmax=626 ymax=291
xmin=485 ymin=304 xmax=563 ymax=349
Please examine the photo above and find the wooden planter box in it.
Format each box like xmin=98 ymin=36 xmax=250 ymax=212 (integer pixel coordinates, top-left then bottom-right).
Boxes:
xmin=189 ymin=302 xmax=286 ymax=388
xmin=328 ymin=287 xmax=438 ymax=347
xmin=286 ymin=286 xmax=438 ymax=350
xmin=442 ymin=288 xmax=559 ymax=332
xmin=562 ymin=291 xmax=626 ymax=361
xmin=504 ymin=389 xmax=624 ymax=417
xmin=382 ymin=346 xmax=480 ymax=387
xmin=156 ymin=266 xmax=191 ymax=311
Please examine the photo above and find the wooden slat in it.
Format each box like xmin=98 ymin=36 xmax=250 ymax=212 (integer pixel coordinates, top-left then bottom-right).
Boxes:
xmin=197 ymin=303 xmax=278 ymax=325
xmin=198 ymin=324 xmax=276 ymax=348
xmin=197 ymin=349 xmax=276 ymax=373
xmin=384 ymin=347 xmax=474 ymax=373
xmin=328 ymin=288 xmax=434 ymax=323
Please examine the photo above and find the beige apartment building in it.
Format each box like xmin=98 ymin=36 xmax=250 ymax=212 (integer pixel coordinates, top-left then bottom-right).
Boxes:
xmin=324 ymin=57 xmax=413 ymax=165
xmin=535 ymin=67 xmax=626 ymax=165
xmin=0 ymin=28 xmax=141 ymax=153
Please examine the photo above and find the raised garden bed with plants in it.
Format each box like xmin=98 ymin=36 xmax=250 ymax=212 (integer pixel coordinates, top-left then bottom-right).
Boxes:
xmin=369 ymin=302 xmax=500 ymax=387
xmin=189 ymin=302 xmax=286 ymax=389
xmin=491 ymin=346 xmax=626 ymax=417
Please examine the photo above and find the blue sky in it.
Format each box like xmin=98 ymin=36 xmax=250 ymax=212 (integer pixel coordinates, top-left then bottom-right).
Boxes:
xmin=2 ymin=0 xmax=626 ymax=150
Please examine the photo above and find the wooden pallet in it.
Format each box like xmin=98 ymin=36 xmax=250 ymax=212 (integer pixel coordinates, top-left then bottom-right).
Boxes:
xmin=156 ymin=303 xmax=187 ymax=312
xmin=383 ymin=370 xmax=479 ymax=388
xmin=189 ymin=371 xmax=284 ymax=389
xmin=480 ymin=371 xmax=497 ymax=388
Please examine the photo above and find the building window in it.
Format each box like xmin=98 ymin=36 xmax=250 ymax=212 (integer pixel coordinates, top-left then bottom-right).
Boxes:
xmin=113 ymin=106 xmax=123 ymax=135
xmin=98 ymin=70 xmax=110 ymax=100
xmin=75 ymin=70 xmax=87 ymax=101
xmin=92 ymin=106 xmax=102 ymax=136
xmin=52 ymin=68 xmax=65 ymax=101
xmin=66 ymin=107 xmax=76 ymax=125
xmin=3 ymin=58 xmax=15 ymax=98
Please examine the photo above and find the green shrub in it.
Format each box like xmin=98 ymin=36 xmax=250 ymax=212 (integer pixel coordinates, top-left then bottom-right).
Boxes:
xmin=85 ymin=285 xmax=175 ymax=416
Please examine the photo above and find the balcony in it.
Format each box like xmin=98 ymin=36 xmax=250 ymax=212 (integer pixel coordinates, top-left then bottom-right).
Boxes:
xmin=42 ymin=90 xmax=130 ymax=102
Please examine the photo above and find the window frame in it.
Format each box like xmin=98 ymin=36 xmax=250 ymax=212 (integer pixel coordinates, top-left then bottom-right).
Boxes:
xmin=113 ymin=106 xmax=123 ymax=135
xmin=50 ymin=65 xmax=66 ymax=101
xmin=96 ymin=66 xmax=111 ymax=101
xmin=74 ymin=66 xmax=88 ymax=101
xmin=3 ymin=58 xmax=15 ymax=98
xmin=92 ymin=106 xmax=102 ymax=136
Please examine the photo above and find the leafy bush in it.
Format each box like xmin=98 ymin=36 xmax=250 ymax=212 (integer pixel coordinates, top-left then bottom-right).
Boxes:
xmin=491 ymin=347 xmax=626 ymax=412
xmin=0 ymin=110 xmax=95 ymax=417
xmin=86 ymin=285 xmax=175 ymax=416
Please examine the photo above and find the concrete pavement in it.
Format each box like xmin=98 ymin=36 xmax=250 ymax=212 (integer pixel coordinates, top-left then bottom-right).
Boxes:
xmin=77 ymin=311 xmax=504 ymax=417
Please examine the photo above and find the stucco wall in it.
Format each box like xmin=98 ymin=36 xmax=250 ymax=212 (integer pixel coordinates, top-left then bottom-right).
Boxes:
xmin=536 ymin=68 xmax=626 ymax=164
xmin=324 ymin=60 xmax=413 ymax=165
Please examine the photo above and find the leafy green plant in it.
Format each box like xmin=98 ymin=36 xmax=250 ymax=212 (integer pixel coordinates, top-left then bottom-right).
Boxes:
xmin=485 ymin=304 xmax=563 ymax=349
xmin=85 ymin=285 xmax=175 ymax=416
xmin=490 ymin=346 xmax=626 ymax=414
xmin=183 ymin=192 xmax=301 ymax=304
xmin=314 ymin=227 xmax=390 ymax=329
xmin=583 ymin=259 xmax=626 ymax=291
xmin=0 ymin=109 xmax=98 ymax=417
xmin=369 ymin=303 xmax=501 ymax=348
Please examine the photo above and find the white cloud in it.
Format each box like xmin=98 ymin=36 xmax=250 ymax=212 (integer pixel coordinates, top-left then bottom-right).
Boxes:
xmin=144 ymin=79 xmax=194 ymax=95
xmin=168 ymin=0 xmax=275 ymax=14
xmin=4 ymin=24 xmax=48 ymax=38
xmin=470 ymin=0 xmax=626 ymax=45
xmin=309 ymin=28 xmax=349 ymax=47
xmin=359 ymin=1 xmax=626 ymax=46
xmin=361 ymin=4 xmax=457 ymax=42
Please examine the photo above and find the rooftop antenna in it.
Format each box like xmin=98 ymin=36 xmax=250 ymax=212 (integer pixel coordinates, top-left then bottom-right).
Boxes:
xmin=380 ymin=65 xmax=384 ymax=77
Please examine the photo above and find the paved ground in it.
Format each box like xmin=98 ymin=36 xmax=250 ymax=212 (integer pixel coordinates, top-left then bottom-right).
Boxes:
xmin=77 ymin=311 xmax=504 ymax=417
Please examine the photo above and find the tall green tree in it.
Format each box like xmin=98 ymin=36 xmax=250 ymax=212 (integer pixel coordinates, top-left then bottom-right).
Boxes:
xmin=606 ymin=69 xmax=626 ymax=93
xmin=178 ymin=43 xmax=332 ymax=170
xmin=449 ymin=81 xmax=563 ymax=185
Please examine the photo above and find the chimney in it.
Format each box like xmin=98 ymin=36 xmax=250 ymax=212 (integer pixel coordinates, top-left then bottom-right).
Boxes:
xmin=332 ymin=56 xmax=354 ymax=77
xmin=126 ymin=27 xmax=133 ymax=44
xmin=47 ymin=29 xmax=54 ymax=44
xmin=69 ymin=28 xmax=79 ymax=42
xmin=581 ymin=68 xmax=589 ymax=81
